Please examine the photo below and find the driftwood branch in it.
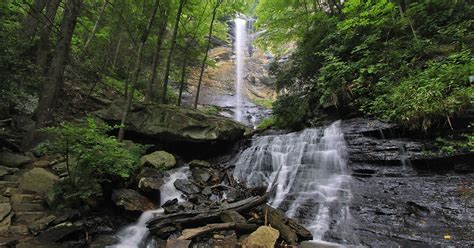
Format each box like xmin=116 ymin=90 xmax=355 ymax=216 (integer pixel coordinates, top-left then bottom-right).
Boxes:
xmin=147 ymin=193 xmax=269 ymax=232
xmin=177 ymin=223 xmax=258 ymax=240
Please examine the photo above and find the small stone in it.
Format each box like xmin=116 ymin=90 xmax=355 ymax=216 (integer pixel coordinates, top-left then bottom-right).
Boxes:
xmin=32 ymin=160 xmax=50 ymax=168
xmin=243 ymin=226 xmax=279 ymax=248
xmin=0 ymin=203 xmax=12 ymax=221
xmin=29 ymin=215 xmax=57 ymax=235
xmin=188 ymin=160 xmax=211 ymax=169
xmin=0 ymin=151 xmax=31 ymax=167
xmin=202 ymin=187 xmax=212 ymax=196
xmin=174 ymin=179 xmax=200 ymax=195
xmin=111 ymin=189 xmax=156 ymax=213
xmin=220 ymin=211 xmax=246 ymax=223
xmin=140 ymin=151 xmax=176 ymax=170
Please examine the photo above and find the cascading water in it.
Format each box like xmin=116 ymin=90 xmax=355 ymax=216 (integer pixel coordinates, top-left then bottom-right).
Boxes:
xmin=233 ymin=18 xmax=246 ymax=123
xmin=234 ymin=121 xmax=355 ymax=243
xmin=109 ymin=167 xmax=190 ymax=248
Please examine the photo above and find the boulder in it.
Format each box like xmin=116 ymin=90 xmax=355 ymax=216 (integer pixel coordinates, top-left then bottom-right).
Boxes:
xmin=95 ymin=103 xmax=246 ymax=143
xmin=18 ymin=168 xmax=59 ymax=195
xmin=243 ymin=226 xmax=279 ymax=248
xmin=0 ymin=151 xmax=31 ymax=167
xmin=28 ymin=215 xmax=57 ymax=235
xmin=138 ymin=167 xmax=164 ymax=179
xmin=0 ymin=212 xmax=12 ymax=232
xmin=111 ymin=189 xmax=155 ymax=213
xmin=173 ymin=179 xmax=200 ymax=195
xmin=140 ymin=151 xmax=176 ymax=170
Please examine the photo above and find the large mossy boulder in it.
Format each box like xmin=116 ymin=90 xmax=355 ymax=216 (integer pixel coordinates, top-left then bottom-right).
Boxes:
xmin=95 ymin=103 xmax=246 ymax=143
xmin=18 ymin=168 xmax=59 ymax=195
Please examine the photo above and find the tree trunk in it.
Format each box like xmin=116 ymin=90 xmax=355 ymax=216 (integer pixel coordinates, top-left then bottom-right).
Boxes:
xmin=23 ymin=0 xmax=49 ymax=39
xmin=83 ymin=0 xmax=108 ymax=52
xmin=145 ymin=10 xmax=168 ymax=103
xmin=34 ymin=0 xmax=82 ymax=126
xmin=194 ymin=0 xmax=221 ymax=108
xmin=111 ymin=36 xmax=122 ymax=70
xmin=177 ymin=44 xmax=189 ymax=106
xmin=161 ymin=0 xmax=187 ymax=104
xmin=36 ymin=0 xmax=61 ymax=76
xmin=117 ymin=0 xmax=160 ymax=141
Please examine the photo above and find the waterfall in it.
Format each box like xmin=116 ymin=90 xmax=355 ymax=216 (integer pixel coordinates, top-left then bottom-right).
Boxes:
xmin=109 ymin=167 xmax=190 ymax=248
xmin=234 ymin=18 xmax=246 ymax=123
xmin=234 ymin=121 xmax=355 ymax=242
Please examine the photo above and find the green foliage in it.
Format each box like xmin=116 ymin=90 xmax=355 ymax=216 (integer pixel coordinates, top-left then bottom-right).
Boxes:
xmin=201 ymin=105 xmax=221 ymax=115
xmin=265 ymin=0 xmax=474 ymax=131
xmin=253 ymin=98 xmax=273 ymax=109
xmin=273 ymin=93 xmax=308 ymax=129
xmin=257 ymin=116 xmax=276 ymax=130
xmin=37 ymin=117 xmax=142 ymax=207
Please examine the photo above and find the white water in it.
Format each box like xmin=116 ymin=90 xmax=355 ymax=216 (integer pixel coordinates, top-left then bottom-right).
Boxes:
xmin=234 ymin=121 xmax=354 ymax=241
xmin=109 ymin=167 xmax=190 ymax=248
xmin=234 ymin=18 xmax=246 ymax=123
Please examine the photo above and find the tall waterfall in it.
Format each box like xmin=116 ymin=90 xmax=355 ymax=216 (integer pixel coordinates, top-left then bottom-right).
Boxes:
xmin=233 ymin=18 xmax=246 ymax=122
xmin=109 ymin=167 xmax=190 ymax=248
xmin=234 ymin=121 xmax=354 ymax=242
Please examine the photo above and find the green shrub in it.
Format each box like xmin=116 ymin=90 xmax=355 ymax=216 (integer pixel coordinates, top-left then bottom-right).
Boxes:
xmin=253 ymin=98 xmax=274 ymax=109
xmin=273 ymin=94 xmax=308 ymax=129
xmin=37 ymin=117 xmax=142 ymax=207
xmin=257 ymin=116 xmax=276 ymax=130
xmin=202 ymin=105 xmax=221 ymax=115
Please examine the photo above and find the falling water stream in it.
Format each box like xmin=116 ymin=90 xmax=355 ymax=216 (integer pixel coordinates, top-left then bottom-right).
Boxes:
xmin=234 ymin=121 xmax=355 ymax=244
xmin=109 ymin=167 xmax=190 ymax=248
xmin=233 ymin=18 xmax=246 ymax=123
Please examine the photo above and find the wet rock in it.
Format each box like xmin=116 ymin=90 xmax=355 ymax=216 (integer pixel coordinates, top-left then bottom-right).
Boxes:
xmin=0 ymin=151 xmax=31 ymax=167
xmin=0 ymin=212 xmax=12 ymax=232
xmin=52 ymin=209 xmax=81 ymax=225
xmin=37 ymin=222 xmax=83 ymax=243
xmin=28 ymin=215 xmax=57 ymax=235
xmin=263 ymin=205 xmax=313 ymax=244
xmin=223 ymin=189 xmax=239 ymax=202
xmin=155 ymin=225 xmax=177 ymax=239
xmin=162 ymin=198 xmax=181 ymax=214
xmin=202 ymin=186 xmax=212 ymax=196
xmin=174 ymin=179 xmax=200 ymax=195
xmin=0 ymin=203 xmax=12 ymax=221
xmin=166 ymin=239 xmax=191 ymax=248
xmin=112 ymin=189 xmax=155 ymax=213
xmin=138 ymin=177 xmax=164 ymax=198
xmin=188 ymin=160 xmax=211 ymax=169
xmin=96 ymin=102 xmax=246 ymax=143
xmin=141 ymin=151 xmax=176 ymax=170
xmin=90 ymin=235 xmax=118 ymax=248
xmin=453 ymin=163 xmax=474 ymax=173
xmin=18 ymin=168 xmax=59 ymax=195
xmin=300 ymin=240 xmax=343 ymax=248
xmin=32 ymin=160 xmax=50 ymax=168
xmin=242 ymin=226 xmax=279 ymax=248
xmin=138 ymin=167 xmax=164 ymax=179
xmin=191 ymin=168 xmax=211 ymax=182
xmin=220 ymin=210 xmax=246 ymax=223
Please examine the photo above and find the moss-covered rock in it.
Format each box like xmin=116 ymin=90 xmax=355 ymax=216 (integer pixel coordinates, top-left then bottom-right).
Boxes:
xmin=95 ymin=102 xmax=246 ymax=143
xmin=140 ymin=151 xmax=176 ymax=170
xmin=18 ymin=168 xmax=59 ymax=195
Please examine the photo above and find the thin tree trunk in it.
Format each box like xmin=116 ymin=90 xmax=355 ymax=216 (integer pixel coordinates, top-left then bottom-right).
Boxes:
xmin=83 ymin=0 xmax=108 ymax=52
xmin=34 ymin=0 xmax=82 ymax=126
xmin=23 ymin=0 xmax=49 ymax=39
xmin=111 ymin=36 xmax=122 ymax=70
xmin=398 ymin=3 xmax=417 ymax=40
xmin=177 ymin=44 xmax=190 ymax=106
xmin=161 ymin=0 xmax=187 ymax=104
xmin=194 ymin=0 xmax=221 ymax=109
xmin=36 ymin=0 xmax=61 ymax=75
xmin=145 ymin=11 xmax=168 ymax=103
xmin=117 ymin=0 xmax=160 ymax=141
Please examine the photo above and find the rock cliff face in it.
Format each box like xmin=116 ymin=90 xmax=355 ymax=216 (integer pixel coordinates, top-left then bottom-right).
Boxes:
xmin=337 ymin=118 xmax=474 ymax=247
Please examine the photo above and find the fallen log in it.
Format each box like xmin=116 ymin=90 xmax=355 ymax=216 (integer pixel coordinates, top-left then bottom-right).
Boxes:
xmin=147 ymin=192 xmax=269 ymax=232
xmin=177 ymin=223 xmax=258 ymax=240
xmin=263 ymin=205 xmax=313 ymax=244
